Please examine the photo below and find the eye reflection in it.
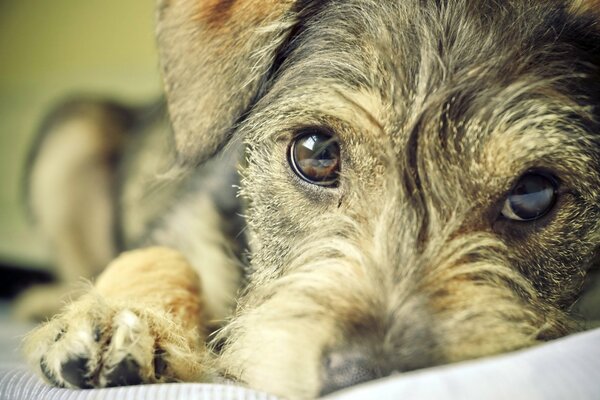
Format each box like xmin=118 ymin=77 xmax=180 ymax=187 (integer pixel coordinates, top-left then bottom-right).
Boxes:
xmin=288 ymin=129 xmax=340 ymax=187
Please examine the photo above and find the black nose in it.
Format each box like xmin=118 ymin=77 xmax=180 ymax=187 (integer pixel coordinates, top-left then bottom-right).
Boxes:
xmin=319 ymin=350 xmax=382 ymax=396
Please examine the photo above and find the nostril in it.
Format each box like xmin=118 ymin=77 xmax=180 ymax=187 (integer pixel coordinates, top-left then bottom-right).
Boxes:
xmin=320 ymin=350 xmax=381 ymax=396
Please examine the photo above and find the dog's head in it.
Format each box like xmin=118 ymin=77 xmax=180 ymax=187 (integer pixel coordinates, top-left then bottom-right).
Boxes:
xmin=158 ymin=0 xmax=600 ymax=397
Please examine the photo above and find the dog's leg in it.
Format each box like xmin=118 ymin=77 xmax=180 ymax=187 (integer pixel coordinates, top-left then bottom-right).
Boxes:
xmin=15 ymin=98 xmax=135 ymax=320
xmin=23 ymin=246 xmax=212 ymax=388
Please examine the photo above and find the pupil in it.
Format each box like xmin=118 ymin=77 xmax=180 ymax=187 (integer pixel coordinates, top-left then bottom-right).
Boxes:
xmin=315 ymin=147 xmax=332 ymax=160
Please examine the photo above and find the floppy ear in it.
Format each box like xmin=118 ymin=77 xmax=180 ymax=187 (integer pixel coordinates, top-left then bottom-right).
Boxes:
xmin=156 ymin=0 xmax=305 ymax=165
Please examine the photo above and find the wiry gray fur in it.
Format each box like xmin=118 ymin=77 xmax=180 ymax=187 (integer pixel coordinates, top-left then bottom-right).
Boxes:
xmin=219 ymin=0 xmax=600 ymax=395
xmin=21 ymin=0 xmax=600 ymax=398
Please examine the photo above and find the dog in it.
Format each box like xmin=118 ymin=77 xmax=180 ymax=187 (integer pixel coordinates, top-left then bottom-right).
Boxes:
xmin=21 ymin=0 xmax=600 ymax=398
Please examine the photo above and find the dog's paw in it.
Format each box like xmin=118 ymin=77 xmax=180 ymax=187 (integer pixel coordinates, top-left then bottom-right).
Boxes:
xmin=23 ymin=295 xmax=206 ymax=388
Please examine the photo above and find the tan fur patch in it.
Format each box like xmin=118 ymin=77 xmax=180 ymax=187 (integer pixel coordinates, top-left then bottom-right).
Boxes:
xmin=96 ymin=247 xmax=204 ymax=333
xmin=194 ymin=0 xmax=291 ymax=30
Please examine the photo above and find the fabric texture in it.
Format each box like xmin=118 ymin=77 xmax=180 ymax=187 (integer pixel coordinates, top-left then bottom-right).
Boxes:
xmin=0 ymin=368 xmax=278 ymax=400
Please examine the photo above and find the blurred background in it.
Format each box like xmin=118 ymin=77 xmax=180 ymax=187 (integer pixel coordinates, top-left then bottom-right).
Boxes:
xmin=0 ymin=0 xmax=161 ymax=297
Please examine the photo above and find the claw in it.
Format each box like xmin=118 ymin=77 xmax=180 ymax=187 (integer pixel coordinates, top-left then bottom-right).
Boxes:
xmin=40 ymin=357 xmax=64 ymax=388
xmin=154 ymin=348 xmax=167 ymax=379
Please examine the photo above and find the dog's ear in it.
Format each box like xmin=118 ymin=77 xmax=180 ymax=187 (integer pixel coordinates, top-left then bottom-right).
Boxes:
xmin=156 ymin=0 xmax=309 ymax=165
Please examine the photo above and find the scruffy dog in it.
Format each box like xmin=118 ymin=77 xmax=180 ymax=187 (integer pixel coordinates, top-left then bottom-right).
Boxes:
xmin=21 ymin=0 xmax=600 ymax=398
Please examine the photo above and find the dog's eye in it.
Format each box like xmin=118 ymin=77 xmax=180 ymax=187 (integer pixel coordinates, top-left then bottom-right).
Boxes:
xmin=501 ymin=173 xmax=557 ymax=221
xmin=288 ymin=129 xmax=340 ymax=186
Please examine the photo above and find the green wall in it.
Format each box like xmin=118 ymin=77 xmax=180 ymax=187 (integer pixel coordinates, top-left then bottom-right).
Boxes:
xmin=0 ymin=1 xmax=161 ymax=268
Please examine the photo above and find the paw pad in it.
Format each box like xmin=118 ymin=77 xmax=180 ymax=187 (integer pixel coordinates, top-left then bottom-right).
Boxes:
xmin=104 ymin=357 xmax=142 ymax=387
xmin=60 ymin=357 xmax=93 ymax=389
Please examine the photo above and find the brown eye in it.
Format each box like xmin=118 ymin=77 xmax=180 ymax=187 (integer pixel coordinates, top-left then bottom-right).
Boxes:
xmin=501 ymin=173 xmax=558 ymax=221
xmin=288 ymin=128 xmax=340 ymax=187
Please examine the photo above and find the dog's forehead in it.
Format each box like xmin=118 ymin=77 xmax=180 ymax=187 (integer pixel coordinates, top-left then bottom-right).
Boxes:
xmin=277 ymin=0 xmax=582 ymax=115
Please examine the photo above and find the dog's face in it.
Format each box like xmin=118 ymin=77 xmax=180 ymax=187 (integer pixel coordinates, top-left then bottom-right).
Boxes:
xmin=158 ymin=0 xmax=600 ymax=397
